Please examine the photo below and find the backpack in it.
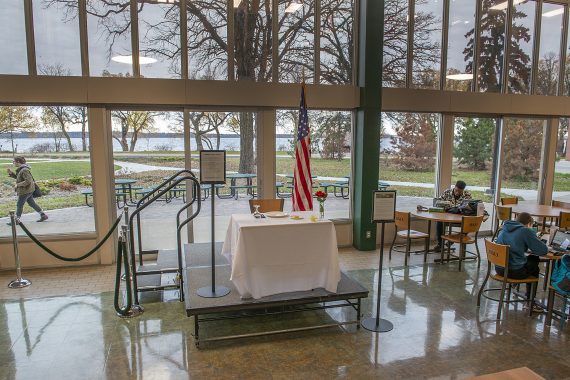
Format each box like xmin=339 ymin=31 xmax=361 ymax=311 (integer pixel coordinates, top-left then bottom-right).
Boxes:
xmin=458 ymin=200 xmax=481 ymax=216
xmin=551 ymin=254 xmax=570 ymax=296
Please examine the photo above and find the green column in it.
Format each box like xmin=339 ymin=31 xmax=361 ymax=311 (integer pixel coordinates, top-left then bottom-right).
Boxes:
xmin=353 ymin=0 xmax=383 ymax=250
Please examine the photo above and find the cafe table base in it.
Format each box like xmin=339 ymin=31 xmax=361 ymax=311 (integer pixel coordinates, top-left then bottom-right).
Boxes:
xmin=183 ymin=264 xmax=368 ymax=348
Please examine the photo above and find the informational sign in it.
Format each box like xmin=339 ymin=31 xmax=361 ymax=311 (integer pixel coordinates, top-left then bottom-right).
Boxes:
xmin=199 ymin=150 xmax=226 ymax=184
xmin=372 ymin=190 xmax=396 ymax=223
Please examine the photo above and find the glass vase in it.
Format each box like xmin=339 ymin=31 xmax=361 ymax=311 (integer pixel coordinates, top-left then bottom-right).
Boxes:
xmin=319 ymin=201 xmax=325 ymax=219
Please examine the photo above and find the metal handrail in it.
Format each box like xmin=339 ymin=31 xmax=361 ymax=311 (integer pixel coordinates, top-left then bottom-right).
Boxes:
xmin=128 ymin=173 xmax=201 ymax=305
xmin=135 ymin=169 xmax=198 ymax=265
xmin=176 ymin=196 xmax=202 ymax=302
xmin=177 ymin=180 xmax=200 ymax=228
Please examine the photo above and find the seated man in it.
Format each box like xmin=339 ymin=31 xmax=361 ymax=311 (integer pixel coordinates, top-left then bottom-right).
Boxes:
xmin=433 ymin=180 xmax=471 ymax=252
xmin=496 ymin=212 xmax=547 ymax=310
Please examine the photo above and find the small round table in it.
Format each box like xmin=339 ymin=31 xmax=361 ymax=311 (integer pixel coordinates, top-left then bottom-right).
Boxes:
xmin=410 ymin=211 xmax=465 ymax=262
xmin=511 ymin=203 xmax=570 ymax=218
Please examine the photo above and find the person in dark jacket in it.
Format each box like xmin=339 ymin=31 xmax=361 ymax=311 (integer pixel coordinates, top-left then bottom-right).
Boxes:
xmin=496 ymin=212 xmax=547 ymax=305
xmin=6 ymin=156 xmax=48 ymax=224
xmin=433 ymin=180 xmax=472 ymax=252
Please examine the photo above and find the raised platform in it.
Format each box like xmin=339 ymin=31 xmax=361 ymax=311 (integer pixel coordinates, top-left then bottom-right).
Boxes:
xmin=182 ymin=243 xmax=368 ymax=347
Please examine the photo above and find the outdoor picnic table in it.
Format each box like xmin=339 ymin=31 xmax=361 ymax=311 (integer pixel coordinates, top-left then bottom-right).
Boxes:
xmin=225 ymin=173 xmax=257 ymax=199
xmin=114 ymin=178 xmax=139 ymax=206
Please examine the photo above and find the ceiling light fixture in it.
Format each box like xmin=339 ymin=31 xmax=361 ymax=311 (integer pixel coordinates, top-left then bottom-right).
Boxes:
xmin=446 ymin=73 xmax=473 ymax=81
xmin=543 ymin=8 xmax=564 ymax=17
xmin=111 ymin=55 xmax=157 ymax=65
xmin=285 ymin=1 xmax=303 ymax=13
xmin=490 ymin=0 xmax=525 ymax=11
xmin=233 ymin=0 xmax=242 ymax=7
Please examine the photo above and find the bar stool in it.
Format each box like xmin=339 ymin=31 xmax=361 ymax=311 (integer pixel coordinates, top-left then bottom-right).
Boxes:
xmin=441 ymin=215 xmax=484 ymax=271
xmin=477 ymin=239 xmax=538 ymax=319
xmin=389 ymin=211 xmax=429 ymax=266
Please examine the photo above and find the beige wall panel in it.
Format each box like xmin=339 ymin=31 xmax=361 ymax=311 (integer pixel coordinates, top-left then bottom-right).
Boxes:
xmin=0 ymin=75 xmax=88 ymax=104
xmin=382 ymin=88 xmax=450 ymax=113
xmin=186 ymin=81 xmax=359 ymax=109
xmin=88 ymin=78 xmax=186 ymax=106
xmin=447 ymin=92 xmax=510 ymax=115
xmin=334 ymin=222 xmax=352 ymax=247
xmin=0 ymin=236 xmax=99 ymax=269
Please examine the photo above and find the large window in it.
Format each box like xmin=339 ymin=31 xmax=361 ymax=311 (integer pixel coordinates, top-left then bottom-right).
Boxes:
xmin=380 ymin=112 xmax=439 ymax=210
xmin=0 ymin=0 xmax=27 ymax=75
xmin=189 ymin=111 xmax=257 ymax=242
xmin=278 ymin=0 xmax=314 ymax=83
xmin=235 ymin=1 xmax=273 ymax=82
xmin=87 ymin=0 xmax=133 ymax=77
xmin=0 ymin=105 xmax=94 ymax=237
xmin=501 ymin=118 xmax=546 ymax=204
xmin=383 ymin=0 xmax=408 ymax=87
xmin=111 ymin=110 xmax=184 ymax=250
xmin=536 ymin=2 xmax=564 ymax=96
xmin=553 ymin=118 xmax=570 ymax=202
xmin=412 ymin=0 xmax=442 ymax=89
xmin=187 ymin=0 xmax=228 ymax=80
xmin=276 ymin=109 xmax=351 ymax=219
xmin=138 ymin=0 xmax=181 ymax=79
xmin=320 ymin=0 xmax=354 ymax=84
xmin=477 ymin=0 xmax=507 ymax=93
xmin=34 ymin=0 xmax=82 ymax=76
xmin=445 ymin=0 xmax=476 ymax=91
xmin=452 ymin=116 xmax=499 ymax=231
xmin=508 ymin=0 xmax=535 ymax=94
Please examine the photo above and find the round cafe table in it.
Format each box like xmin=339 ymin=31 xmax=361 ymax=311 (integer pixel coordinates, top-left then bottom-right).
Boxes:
xmin=409 ymin=210 xmax=464 ymax=263
xmin=510 ymin=203 xmax=570 ymax=218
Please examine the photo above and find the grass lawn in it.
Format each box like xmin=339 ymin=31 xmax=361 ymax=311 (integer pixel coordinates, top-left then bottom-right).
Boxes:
xmin=0 ymin=193 xmax=87 ymax=217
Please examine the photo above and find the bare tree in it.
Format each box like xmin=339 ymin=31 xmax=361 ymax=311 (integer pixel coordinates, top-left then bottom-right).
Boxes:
xmin=112 ymin=110 xmax=158 ymax=152
xmin=0 ymin=106 xmax=35 ymax=154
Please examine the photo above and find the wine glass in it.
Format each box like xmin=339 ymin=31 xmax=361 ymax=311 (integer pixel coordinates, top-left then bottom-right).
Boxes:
xmin=253 ymin=204 xmax=261 ymax=218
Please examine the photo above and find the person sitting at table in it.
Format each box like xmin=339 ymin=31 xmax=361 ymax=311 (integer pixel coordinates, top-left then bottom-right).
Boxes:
xmin=496 ymin=212 xmax=548 ymax=311
xmin=433 ymin=180 xmax=471 ymax=252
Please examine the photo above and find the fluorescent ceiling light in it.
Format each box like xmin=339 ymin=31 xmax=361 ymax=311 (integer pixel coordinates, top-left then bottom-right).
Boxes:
xmin=446 ymin=73 xmax=473 ymax=81
xmin=233 ymin=0 xmax=242 ymax=7
xmin=111 ymin=55 xmax=157 ymax=65
xmin=543 ymin=8 xmax=564 ymax=17
xmin=285 ymin=2 xmax=303 ymax=13
xmin=490 ymin=0 xmax=525 ymax=11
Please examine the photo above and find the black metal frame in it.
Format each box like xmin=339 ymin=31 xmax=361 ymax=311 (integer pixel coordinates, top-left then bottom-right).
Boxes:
xmin=389 ymin=212 xmax=429 ymax=266
xmin=190 ymin=297 xmax=363 ymax=348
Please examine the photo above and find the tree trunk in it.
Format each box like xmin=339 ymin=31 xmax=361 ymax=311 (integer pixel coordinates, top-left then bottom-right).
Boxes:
xmin=238 ymin=112 xmax=255 ymax=173
xmin=195 ymin=132 xmax=204 ymax=151
xmin=120 ymin=120 xmax=129 ymax=151
xmin=81 ymin=109 xmax=88 ymax=151
xmin=130 ymin=132 xmax=139 ymax=152
xmin=62 ymin=127 xmax=74 ymax=152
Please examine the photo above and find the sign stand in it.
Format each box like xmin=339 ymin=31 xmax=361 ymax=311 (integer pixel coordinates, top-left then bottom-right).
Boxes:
xmin=197 ymin=150 xmax=230 ymax=299
xmin=361 ymin=190 xmax=397 ymax=333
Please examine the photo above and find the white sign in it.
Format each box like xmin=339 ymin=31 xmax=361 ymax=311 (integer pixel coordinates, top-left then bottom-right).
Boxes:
xmin=372 ymin=190 xmax=396 ymax=222
xmin=200 ymin=150 xmax=226 ymax=184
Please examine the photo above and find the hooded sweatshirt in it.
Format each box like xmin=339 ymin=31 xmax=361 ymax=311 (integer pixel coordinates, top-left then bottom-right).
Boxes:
xmin=496 ymin=220 xmax=548 ymax=270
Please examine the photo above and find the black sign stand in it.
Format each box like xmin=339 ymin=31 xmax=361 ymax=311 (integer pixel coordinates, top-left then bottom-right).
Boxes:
xmin=197 ymin=151 xmax=230 ymax=299
xmin=361 ymin=190 xmax=396 ymax=333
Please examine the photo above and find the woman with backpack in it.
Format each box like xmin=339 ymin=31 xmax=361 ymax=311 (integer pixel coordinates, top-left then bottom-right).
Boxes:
xmin=6 ymin=156 xmax=48 ymax=225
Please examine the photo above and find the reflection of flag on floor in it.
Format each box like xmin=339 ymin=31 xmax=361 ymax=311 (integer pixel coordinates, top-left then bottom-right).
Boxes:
xmin=292 ymin=83 xmax=313 ymax=211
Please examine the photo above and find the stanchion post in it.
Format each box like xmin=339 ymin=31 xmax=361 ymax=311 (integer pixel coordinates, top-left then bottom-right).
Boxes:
xmin=197 ymin=183 xmax=230 ymax=298
xmin=8 ymin=211 xmax=31 ymax=289
xmin=121 ymin=206 xmax=129 ymax=282
xmin=120 ymin=224 xmax=144 ymax=317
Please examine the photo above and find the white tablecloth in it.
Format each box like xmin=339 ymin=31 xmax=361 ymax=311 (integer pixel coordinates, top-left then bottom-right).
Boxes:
xmin=221 ymin=212 xmax=341 ymax=299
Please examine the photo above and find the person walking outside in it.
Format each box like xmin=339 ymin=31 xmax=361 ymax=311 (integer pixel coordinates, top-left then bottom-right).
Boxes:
xmin=6 ymin=156 xmax=48 ymax=225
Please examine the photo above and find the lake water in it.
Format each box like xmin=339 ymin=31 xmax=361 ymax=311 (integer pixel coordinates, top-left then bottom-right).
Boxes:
xmin=1 ymin=136 xmax=396 ymax=153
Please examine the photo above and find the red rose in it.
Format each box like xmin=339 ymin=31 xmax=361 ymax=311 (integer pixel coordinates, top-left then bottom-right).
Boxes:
xmin=315 ymin=190 xmax=327 ymax=199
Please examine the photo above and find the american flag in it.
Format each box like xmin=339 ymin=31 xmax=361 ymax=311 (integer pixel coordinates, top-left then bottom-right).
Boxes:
xmin=292 ymin=83 xmax=313 ymax=211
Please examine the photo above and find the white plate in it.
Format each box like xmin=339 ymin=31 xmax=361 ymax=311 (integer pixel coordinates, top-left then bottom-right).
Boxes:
xmin=264 ymin=211 xmax=289 ymax=218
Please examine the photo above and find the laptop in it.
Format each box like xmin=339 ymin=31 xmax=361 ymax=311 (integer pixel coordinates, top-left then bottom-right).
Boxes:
xmin=550 ymin=230 xmax=570 ymax=254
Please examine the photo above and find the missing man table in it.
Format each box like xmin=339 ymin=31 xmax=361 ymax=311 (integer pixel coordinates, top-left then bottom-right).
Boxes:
xmin=221 ymin=212 xmax=341 ymax=299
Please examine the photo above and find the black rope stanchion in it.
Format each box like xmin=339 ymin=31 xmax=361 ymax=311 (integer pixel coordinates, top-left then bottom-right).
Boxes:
xmin=17 ymin=212 xmax=123 ymax=262
xmin=7 ymin=211 xmax=31 ymax=289
xmin=114 ymin=225 xmax=143 ymax=318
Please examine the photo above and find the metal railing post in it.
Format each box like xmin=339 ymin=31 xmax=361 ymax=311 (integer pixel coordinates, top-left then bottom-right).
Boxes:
xmin=8 ymin=211 xmax=31 ymax=289
xmin=121 ymin=206 xmax=129 ymax=281
xmin=120 ymin=224 xmax=144 ymax=317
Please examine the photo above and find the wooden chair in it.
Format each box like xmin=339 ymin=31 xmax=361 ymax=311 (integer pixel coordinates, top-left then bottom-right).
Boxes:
xmin=477 ymin=239 xmax=538 ymax=319
xmin=500 ymin=197 xmax=518 ymax=206
xmin=558 ymin=211 xmax=570 ymax=230
xmin=248 ymin=198 xmax=284 ymax=213
xmin=552 ymin=200 xmax=570 ymax=209
xmin=388 ymin=211 xmax=429 ymax=266
xmin=492 ymin=205 xmax=513 ymax=241
xmin=441 ymin=215 xmax=484 ymax=271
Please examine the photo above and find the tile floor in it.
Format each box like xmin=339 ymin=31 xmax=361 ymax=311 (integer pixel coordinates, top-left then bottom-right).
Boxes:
xmin=0 ymin=244 xmax=569 ymax=379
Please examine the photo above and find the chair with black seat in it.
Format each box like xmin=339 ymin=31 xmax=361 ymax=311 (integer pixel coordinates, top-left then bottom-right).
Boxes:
xmin=492 ymin=205 xmax=513 ymax=241
xmin=389 ymin=211 xmax=429 ymax=266
xmin=477 ymin=239 xmax=538 ymax=319
xmin=441 ymin=215 xmax=484 ymax=271
xmin=248 ymin=198 xmax=284 ymax=213
xmin=500 ymin=197 xmax=518 ymax=206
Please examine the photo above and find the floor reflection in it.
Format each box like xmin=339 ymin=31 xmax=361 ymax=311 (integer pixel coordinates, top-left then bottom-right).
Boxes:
xmin=0 ymin=261 xmax=569 ymax=379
